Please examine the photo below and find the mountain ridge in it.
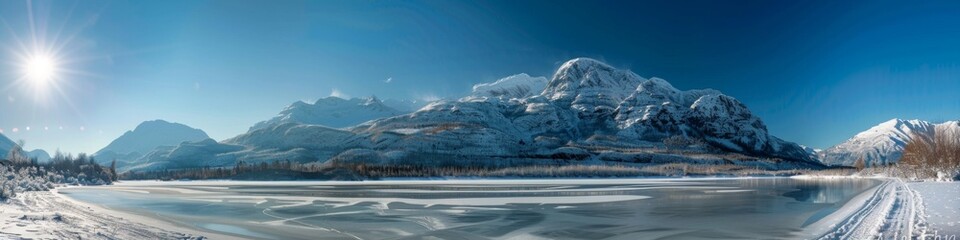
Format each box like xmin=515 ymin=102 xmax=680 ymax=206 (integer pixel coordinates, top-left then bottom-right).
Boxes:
xmin=248 ymin=96 xmax=408 ymax=132
xmin=468 ymin=73 xmax=548 ymax=101
xmin=126 ymin=58 xmax=822 ymax=172
xmin=0 ymin=133 xmax=16 ymax=159
xmin=94 ymin=120 xmax=210 ymax=164
xmin=821 ymin=118 xmax=960 ymax=166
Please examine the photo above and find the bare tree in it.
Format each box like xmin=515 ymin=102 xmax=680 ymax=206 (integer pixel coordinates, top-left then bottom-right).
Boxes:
xmin=900 ymin=126 xmax=960 ymax=179
xmin=853 ymin=157 xmax=866 ymax=171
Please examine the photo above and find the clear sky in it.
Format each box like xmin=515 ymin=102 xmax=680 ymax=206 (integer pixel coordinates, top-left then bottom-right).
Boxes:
xmin=1 ymin=0 xmax=959 ymax=154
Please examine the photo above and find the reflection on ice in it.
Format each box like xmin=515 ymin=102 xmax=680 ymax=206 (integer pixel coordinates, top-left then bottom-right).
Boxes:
xmin=60 ymin=178 xmax=880 ymax=240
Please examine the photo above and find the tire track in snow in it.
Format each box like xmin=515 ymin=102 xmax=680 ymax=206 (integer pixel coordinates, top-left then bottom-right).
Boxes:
xmin=819 ymin=179 xmax=928 ymax=240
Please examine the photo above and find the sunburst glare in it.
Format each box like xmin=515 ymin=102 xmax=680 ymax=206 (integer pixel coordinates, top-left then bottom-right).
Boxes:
xmin=23 ymin=53 xmax=57 ymax=87
xmin=1 ymin=1 xmax=95 ymax=109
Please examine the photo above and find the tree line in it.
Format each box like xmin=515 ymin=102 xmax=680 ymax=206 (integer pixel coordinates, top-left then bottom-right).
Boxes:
xmin=121 ymin=160 xmax=335 ymax=180
xmin=1 ymin=141 xmax=115 ymax=199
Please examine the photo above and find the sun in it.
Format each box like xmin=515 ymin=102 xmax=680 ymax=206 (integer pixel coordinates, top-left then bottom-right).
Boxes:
xmin=24 ymin=54 xmax=57 ymax=86
xmin=4 ymin=0 xmax=102 ymax=107
xmin=12 ymin=51 xmax=69 ymax=104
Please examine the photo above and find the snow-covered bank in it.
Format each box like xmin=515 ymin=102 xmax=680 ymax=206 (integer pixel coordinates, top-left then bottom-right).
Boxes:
xmin=910 ymin=182 xmax=960 ymax=237
xmin=0 ymin=189 xmax=216 ymax=239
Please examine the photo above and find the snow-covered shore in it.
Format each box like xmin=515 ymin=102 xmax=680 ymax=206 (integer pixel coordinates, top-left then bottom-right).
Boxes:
xmin=806 ymin=177 xmax=960 ymax=239
xmin=910 ymin=182 xmax=960 ymax=237
xmin=0 ymin=189 xmax=221 ymax=239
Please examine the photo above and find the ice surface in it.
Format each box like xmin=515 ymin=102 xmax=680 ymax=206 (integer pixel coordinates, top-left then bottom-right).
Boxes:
xmin=61 ymin=178 xmax=880 ymax=239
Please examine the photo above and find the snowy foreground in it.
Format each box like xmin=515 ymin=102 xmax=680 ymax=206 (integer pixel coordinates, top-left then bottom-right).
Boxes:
xmin=0 ymin=190 xmax=221 ymax=239
xmin=910 ymin=182 xmax=960 ymax=237
xmin=0 ymin=178 xmax=957 ymax=239
xmin=807 ymin=178 xmax=958 ymax=240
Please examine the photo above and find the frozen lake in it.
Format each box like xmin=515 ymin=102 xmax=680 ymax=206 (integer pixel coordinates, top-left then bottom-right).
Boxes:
xmin=59 ymin=178 xmax=881 ymax=239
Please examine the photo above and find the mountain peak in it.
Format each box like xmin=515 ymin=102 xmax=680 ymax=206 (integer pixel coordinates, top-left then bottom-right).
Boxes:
xmin=363 ymin=95 xmax=382 ymax=105
xmin=470 ymin=73 xmax=548 ymax=100
xmin=860 ymin=118 xmax=933 ymax=138
xmin=316 ymin=96 xmax=349 ymax=104
xmin=135 ymin=119 xmax=182 ymax=132
xmin=878 ymin=118 xmax=927 ymax=129
xmin=95 ymin=120 xmax=210 ymax=162
xmin=550 ymin=58 xmax=634 ymax=85
xmin=882 ymin=118 xmax=906 ymax=124
xmin=250 ymin=96 xmax=408 ymax=131
xmin=822 ymin=118 xmax=939 ymax=166
xmin=558 ymin=58 xmax=612 ymax=71
xmin=543 ymin=58 xmax=646 ymax=112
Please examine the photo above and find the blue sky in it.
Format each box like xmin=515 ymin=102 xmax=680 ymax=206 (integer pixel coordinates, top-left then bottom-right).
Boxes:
xmin=1 ymin=0 xmax=959 ymax=154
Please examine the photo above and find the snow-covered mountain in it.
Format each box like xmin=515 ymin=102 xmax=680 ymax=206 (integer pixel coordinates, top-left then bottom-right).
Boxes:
xmin=820 ymin=119 xmax=960 ymax=166
xmin=0 ymin=133 xmax=15 ymax=159
xmin=249 ymin=96 xmax=406 ymax=131
xmin=0 ymin=134 xmax=51 ymax=162
xmin=468 ymin=73 xmax=548 ymax=101
xmin=800 ymin=145 xmax=822 ymax=161
xmin=94 ymin=120 xmax=210 ymax=164
xmin=382 ymin=98 xmax=429 ymax=112
xmin=25 ymin=149 xmax=51 ymax=162
xmin=128 ymin=58 xmax=822 ymax=172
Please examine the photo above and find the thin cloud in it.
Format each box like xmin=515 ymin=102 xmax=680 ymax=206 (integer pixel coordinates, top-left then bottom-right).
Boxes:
xmin=330 ymin=88 xmax=351 ymax=99
xmin=416 ymin=93 xmax=441 ymax=102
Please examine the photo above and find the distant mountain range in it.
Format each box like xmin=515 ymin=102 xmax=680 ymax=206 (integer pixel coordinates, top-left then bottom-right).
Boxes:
xmin=0 ymin=133 xmax=15 ymax=159
xmin=820 ymin=118 xmax=960 ymax=166
xmin=116 ymin=58 xmax=823 ymax=172
xmin=25 ymin=149 xmax=50 ymax=162
xmin=93 ymin=120 xmax=210 ymax=166
xmin=101 ymin=97 xmax=421 ymax=171
xmin=249 ymin=96 xmax=409 ymax=131
xmin=382 ymin=98 xmax=429 ymax=113
xmin=95 ymin=115 xmax=958 ymax=171
xmin=1 ymin=134 xmax=51 ymax=162
xmin=467 ymin=73 xmax=548 ymax=101
xmin=26 ymin=59 xmax=954 ymax=172
xmin=16 ymin=62 xmax=949 ymax=171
